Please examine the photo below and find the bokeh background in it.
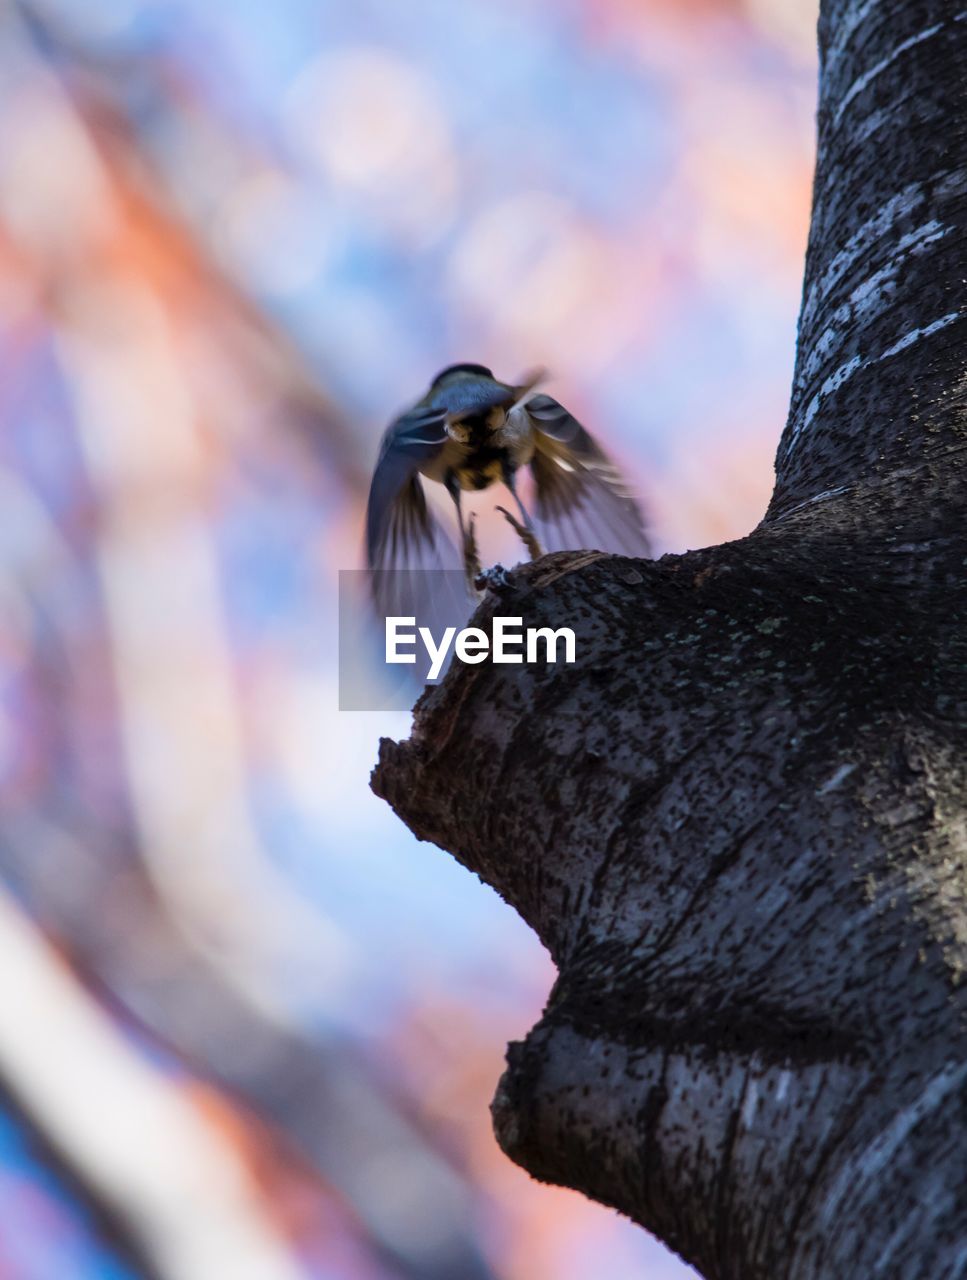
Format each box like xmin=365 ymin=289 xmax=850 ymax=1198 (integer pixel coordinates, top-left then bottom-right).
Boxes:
xmin=0 ymin=0 xmax=818 ymax=1276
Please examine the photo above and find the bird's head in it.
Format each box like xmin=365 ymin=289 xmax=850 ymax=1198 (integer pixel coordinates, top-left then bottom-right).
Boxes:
xmin=427 ymin=363 xmax=509 ymax=437
xmin=426 ymin=364 xmax=545 ymax=436
xmin=430 ymin=362 xmax=496 ymax=388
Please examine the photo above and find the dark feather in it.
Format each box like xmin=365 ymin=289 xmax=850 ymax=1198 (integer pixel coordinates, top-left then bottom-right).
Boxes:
xmin=526 ymin=395 xmax=650 ymax=557
xmin=365 ymin=407 xmax=449 ymax=567
xmin=364 ymin=405 xmax=474 ymax=640
xmin=431 ymin=362 xmax=494 ymax=384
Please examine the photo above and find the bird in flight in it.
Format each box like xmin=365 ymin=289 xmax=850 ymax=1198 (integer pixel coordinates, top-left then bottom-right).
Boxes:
xmin=366 ymin=363 xmax=649 ymax=596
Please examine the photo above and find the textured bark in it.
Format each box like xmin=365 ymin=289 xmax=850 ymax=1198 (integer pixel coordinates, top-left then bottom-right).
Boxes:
xmin=372 ymin=2 xmax=967 ymax=1278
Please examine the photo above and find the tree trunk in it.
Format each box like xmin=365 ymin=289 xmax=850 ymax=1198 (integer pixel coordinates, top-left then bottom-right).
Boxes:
xmin=372 ymin=2 xmax=967 ymax=1277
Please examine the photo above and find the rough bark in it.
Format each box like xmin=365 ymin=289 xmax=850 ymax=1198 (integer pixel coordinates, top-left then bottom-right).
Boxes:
xmin=371 ymin=2 xmax=967 ymax=1277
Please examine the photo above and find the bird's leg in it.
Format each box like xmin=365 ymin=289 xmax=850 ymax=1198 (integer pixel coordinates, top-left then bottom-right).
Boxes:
xmin=446 ymin=476 xmax=482 ymax=592
xmin=463 ymin=510 xmax=481 ymax=587
xmin=498 ymin=465 xmax=543 ymax=561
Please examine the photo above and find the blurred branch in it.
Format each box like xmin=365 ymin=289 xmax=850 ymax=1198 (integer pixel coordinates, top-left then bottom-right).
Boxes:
xmin=0 ymin=885 xmax=309 ymax=1280
xmin=0 ymin=13 xmax=500 ymax=1279
xmin=6 ymin=0 xmax=367 ymax=490
xmin=0 ymin=1078 xmax=161 ymax=1280
xmin=1 ymin=802 xmax=495 ymax=1280
xmin=0 ymin=459 xmax=495 ymax=1276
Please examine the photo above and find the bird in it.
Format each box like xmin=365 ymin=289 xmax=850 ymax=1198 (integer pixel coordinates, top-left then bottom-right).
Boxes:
xmin=366 ymin=363 xmax=649 ymax=598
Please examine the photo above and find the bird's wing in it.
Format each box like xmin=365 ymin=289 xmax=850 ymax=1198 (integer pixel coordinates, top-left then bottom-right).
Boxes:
xmin=361 ymin=408 xmax=472 ymax=697
xmin=364 ymin=405 xmax=472 ymax=635
xmin=366 ymin=406 xmax=451 ymax=571
xmin=526 ymin=395 xmax=650 ymax=557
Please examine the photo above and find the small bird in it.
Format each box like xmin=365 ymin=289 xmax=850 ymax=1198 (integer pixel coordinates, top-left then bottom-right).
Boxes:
xmin=366 ymin=364 xmax=649 ymax=594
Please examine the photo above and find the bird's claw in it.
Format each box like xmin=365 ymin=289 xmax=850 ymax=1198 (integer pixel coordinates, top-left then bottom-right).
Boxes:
xmin=475 ymin=562 xmax=516 ymax=593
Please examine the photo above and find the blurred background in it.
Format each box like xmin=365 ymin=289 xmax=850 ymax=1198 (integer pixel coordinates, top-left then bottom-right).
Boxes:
xmin=0 ymin=0 xmax=818 ymax=1276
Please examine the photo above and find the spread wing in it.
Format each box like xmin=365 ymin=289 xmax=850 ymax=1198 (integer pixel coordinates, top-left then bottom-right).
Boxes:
xmin=364 ymin=407 xmax=472 ymax=641
xmin=366 ymin=407 xmax=450 ymax=572
xmin=525 ymin=395 xmax=650 ymax=557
